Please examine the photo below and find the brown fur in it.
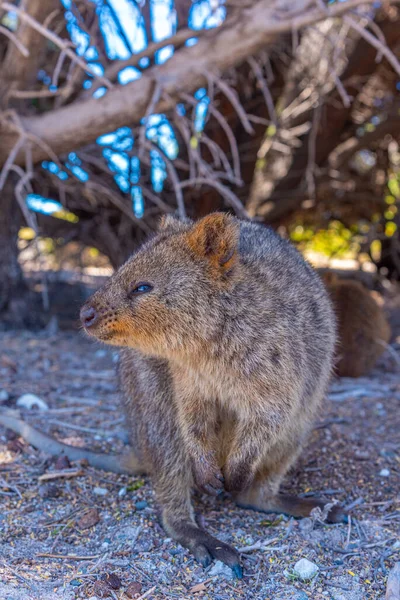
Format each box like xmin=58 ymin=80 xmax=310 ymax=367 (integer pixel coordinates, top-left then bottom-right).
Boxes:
xmin=81 ymin=214 xmax=346 ymax=577
xmin=322 ymin=272 xmax=391 ymax=377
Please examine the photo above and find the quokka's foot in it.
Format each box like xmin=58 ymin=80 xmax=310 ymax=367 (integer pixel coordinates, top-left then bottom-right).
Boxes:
xmin=188 ymin=529 xmax=243 ymax=578
xmin=236 ymin=492 xmax=348 ymax=524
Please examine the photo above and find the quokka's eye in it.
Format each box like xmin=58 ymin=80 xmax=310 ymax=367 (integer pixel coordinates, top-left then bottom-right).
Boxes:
xmin=130 ymin=283 xmax=153 ymax=296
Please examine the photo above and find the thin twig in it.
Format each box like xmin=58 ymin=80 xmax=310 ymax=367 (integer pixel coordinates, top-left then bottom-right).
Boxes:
xmin=344 ymin=14 xmax=400 ymax=77
xmin=207 ymin=72 xmax=255 ymax=134
xmin=180 ymin=178 xmax=248 ymax=218
xmin=248 ymin=56 xmax=277 ymax=124
xmin=138 ymin=82 xmax=163 ymax=160
xmin=181 ymin=92 xmax=242 ymax=180
xmin=37 ymin=553 xmax=102 ymax=560
xmin=305 ymin=100 xmax=322 ymax=199
xmin=0 ymin=134 xmax=25 ymax=191
xmin=0 ymin=24 xmax=29 ymax=57
xmin=0 ymin=2 xmax=113 ymax=88
xmin=8 ymin=88 xmax=60 ymax=99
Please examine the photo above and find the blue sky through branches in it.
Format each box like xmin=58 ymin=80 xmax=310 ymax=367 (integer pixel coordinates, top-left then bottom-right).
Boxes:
xmin=21 ymin=0 xmax=226 ymax=219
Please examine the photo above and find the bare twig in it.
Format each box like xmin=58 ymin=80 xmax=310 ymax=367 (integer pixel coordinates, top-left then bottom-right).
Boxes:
xmin=8 ymin=88 xmax=60 ymax=99
xmin=143 ymin=140 xmax=186 ymax=218
xmin=207 ymin=72 xmax=255 ymax=134
xmin=84 ymin=181 xmax=151 ymax=233
xmin=181 ymin=92 xmax=242 ymax=181
xmin=0 ymin=408 xmax=141 ymax=474
xmin=305 ymin=100 xmax=322 ymax=199
xmin=0 ymin=133 xmax=25 ymax=191
xmin=37 ymin=553 xmax=102 ymax=560
xmin=344 ymin=14 xmax=400 ymax=77
xmin=138 ymin=82 xmax=163 ymax=160
xmin=0 ymin=24 xmax=29 ymax=57
xmin=38 ymin=468 xmax=84 ymax=482
xmin=180 ymin=178 xmax=248 ymax=218
xmin=136 ymin=586 xmax=157 ymax=600
xmin=248 ymin=56 xmax=277 ymax=124
xmin=0 ymin=1 xmax=113 ymax=88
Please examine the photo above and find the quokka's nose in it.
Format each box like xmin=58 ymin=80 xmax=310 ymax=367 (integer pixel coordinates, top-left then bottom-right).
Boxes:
xmin=80 ymin=305 xmax=98 ymax=328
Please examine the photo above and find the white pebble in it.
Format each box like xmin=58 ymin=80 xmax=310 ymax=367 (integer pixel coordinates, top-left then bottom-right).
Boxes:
xmin=208 ymin=560 xmax=234 ymax=580
xmin=16 ymin=393 xmax=48 ymax=411
xmin=0 ymin=390 xmax=9 ymax=402
xmin=293 ymin=558 xmax=319 ymax=580
xmin=380 ymin=468 xmax=390 ymax=477
xmin=93 ymin=486 xmax=108 ymax=496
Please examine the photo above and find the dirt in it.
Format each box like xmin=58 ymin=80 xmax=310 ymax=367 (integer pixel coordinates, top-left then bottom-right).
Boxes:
xmin=0 ymin=329 xmax=399 ymax=600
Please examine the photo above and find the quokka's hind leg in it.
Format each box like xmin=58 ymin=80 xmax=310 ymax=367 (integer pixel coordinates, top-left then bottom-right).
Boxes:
xmin=235 ymin=474 xmax=347 ymax=524
xmin=155 ymin=472 xmax=243 ymax=578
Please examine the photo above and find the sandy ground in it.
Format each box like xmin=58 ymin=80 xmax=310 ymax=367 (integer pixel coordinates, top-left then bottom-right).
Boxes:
xmin=0 ymin=330 xmax=399 ymax=600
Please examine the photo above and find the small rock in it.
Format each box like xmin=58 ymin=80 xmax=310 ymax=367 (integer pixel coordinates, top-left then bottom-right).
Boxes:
xmin=208 ymin=560 xmax=234 ymax=580
xmin=92 ymin=580 xmax=112 ymax=598
xmin=101 ymin=572 xmax=121 ymax=590
xmin=93 ymin=486 xmax=108 ymax=496
xmin=78 ymin=508 xmax=100 ymax=529
xmin=354 ymin=450 xmax=369 ymax=460
xmin=55 ymin=455 xmax=71 ymax=470
xmin=275 ymin=590 xmax=308 ymax=600
xmin=299 ymin=517 xmax=314 ymax=534
xmin=135 ymin=500 xmax=148 ymax=510
xmin=126 ymin=581 xmax=142 ymax=598
xmin=118 ymin=487 xmax=127 ymax=497
xmin=16 ymin=393 xmax=48 ymax=411
xmin=39 ymin=483 xmax=60 ymax=499
xmin=293 ymin=558 xmax=319 ymax=580
xmin=132 ymin=539 xmax=153 ymax=553
xmin=380 ymin=468 xmax=390 ymax=477
xmin=0 ymin=389 xmax=9 ymax=402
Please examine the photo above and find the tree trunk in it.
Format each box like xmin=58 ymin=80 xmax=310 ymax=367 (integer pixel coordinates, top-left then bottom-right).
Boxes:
xmin=0 ymin=181 xmax=25 ymax=320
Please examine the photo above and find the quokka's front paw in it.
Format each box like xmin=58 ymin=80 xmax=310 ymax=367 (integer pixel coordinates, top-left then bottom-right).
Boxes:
xmin=192 ymin=455 xmax=224 ymax=496
xmin=223 ymin=459 xmax=254 ymax=493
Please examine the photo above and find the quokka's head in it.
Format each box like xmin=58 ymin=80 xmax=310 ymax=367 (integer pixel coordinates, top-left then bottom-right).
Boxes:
xmin=80 ymin=213 xmax=241 ymax=356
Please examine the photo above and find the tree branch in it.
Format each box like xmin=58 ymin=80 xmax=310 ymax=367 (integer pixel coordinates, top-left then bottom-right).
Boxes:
xmin=0 ymin=0 xmax=388 ymax=168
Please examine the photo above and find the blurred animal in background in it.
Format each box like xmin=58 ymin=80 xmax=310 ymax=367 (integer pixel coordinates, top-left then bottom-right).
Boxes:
xmin=322 ymin=271 xmax=391 ymax=378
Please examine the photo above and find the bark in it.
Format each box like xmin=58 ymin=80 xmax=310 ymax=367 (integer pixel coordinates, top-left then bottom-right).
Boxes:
xmin=0 ymin=0 xmax=59 ymax=106
xmin=0 ymin=0 xmax=58 ymax=324
xmin=0 ymin=0 xmax=376 ymax=168
xmin=0 ymin=180 xmax=24 ymax=316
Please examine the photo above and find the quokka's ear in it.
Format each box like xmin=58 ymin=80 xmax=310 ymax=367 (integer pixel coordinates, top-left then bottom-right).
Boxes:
xmin=186 ymin=213 xmax=240 ymax=278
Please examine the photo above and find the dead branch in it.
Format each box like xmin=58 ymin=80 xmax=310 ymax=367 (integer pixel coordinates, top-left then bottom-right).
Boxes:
xmin=180 ymin=178 xmax=248 ymax=218
xmin=0 ymin=408 xmax=143 ymax=475
xmin=248 ymin=56 xmax=277 ymax=124
xmin=0 ymin=1 xmax=113 ymax=89
xmin=0 ymin=24 xmax=29 ymax=57
xmin=0 ymin=0 xmax=389 ymax=169
xmin=386 ymin=562 xmax=400 ymax=600
xmin=344 ymin=14 xmax=400 ymax=77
